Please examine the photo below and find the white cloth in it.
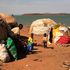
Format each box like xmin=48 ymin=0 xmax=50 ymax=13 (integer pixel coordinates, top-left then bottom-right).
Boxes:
xmin=0 ymin=44 xmax=10 ymax=62
xmin=11 ymin=27 xmax=20 ymax=35
xmin=59 ymin=26 xmax=68 ymax=32
xmin=32 ymin=26 xmax=49 ymax=35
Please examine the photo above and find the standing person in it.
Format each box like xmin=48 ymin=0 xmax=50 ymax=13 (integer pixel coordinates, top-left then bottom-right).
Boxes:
xmin=43 ymin=33 xmax=48 ymax=48
xmin=31 ymin=33 xmax=34 ymax=50
xmin=27 ymin=37 xmax=33 ymax=52
xmin=31 ymin=33 xmax=34 ymax=41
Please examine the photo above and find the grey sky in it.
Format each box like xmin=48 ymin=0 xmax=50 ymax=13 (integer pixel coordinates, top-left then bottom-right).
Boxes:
xmin=0 ymin=0 xmax=70 ymax=15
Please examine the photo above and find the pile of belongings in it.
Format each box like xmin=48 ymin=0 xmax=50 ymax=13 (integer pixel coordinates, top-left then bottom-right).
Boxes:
xmin=27 ymin=37 xmax=34 ymax=52
xmin=0 ymin=18 xmax=18 ymax=62
xmin=57 ymin=26 xmax=70 ymax=44
xmin=53 ymin=24 xmax=70 ymax=44
xmin=57 ymin=36 xmax=70 ymax=44
xmin=0 ymin=37 xmax=18 ymax=62
xmin=0 ymin=13 xmax=28 ymax=62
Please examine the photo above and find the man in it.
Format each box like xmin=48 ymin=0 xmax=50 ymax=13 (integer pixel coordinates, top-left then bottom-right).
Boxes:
xmin=11 ymin=24 xmax=23 ymax=35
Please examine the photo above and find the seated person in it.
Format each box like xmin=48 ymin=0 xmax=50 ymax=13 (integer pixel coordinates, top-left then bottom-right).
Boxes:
xmin=11 ymin=24 xmax=23 ymax=35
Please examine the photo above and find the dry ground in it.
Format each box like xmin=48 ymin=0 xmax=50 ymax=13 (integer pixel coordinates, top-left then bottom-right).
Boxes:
xmin=0 ymin=26 xmax=70 ymax=70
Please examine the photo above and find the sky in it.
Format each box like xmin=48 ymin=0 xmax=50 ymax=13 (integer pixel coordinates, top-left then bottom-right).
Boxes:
xmin=0 ymin=0 xmax=70 ymax=15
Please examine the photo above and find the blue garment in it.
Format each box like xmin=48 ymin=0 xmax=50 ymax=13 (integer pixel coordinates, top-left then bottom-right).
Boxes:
xmin=27 ymin=43 xmax=32 ymax=52
xmin=27 ymin=37 xmax=34 ymax=52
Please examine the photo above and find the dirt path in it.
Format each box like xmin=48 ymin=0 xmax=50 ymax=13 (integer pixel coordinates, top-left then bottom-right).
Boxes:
xmin=0 ymin=46 xmax=70 ymax=70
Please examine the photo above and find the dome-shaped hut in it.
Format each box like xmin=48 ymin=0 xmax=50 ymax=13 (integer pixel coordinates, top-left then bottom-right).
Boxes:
xmin=29 ymin=18 xmax=57 ymax=35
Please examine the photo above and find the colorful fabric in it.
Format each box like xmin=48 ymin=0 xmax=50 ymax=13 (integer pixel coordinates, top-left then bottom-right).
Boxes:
xmin=53 ymin=27 xmax=63 ymax=43
xmin=57 ymin=36 xmax=70 ymax=44
xmin=27 ymin=43 xmax=32 ymax=51
xmin=28 ymin=37 xmax=33 ymax=44
xmin=27 ymin=37 xmax=33 ymax=51
xmin=6 ymin=37 xmax=18 ymax=60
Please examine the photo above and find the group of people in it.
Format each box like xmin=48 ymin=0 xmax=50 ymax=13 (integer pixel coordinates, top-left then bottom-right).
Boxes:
xmin=0 ymin=17 xmax=70 ymax=63
xmin=29 ymin=24 xmax=70 ymax=49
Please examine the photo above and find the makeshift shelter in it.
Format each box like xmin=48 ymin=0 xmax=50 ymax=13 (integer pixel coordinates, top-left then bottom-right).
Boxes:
xmin=29 ymin=18 xmax=57 ymax=35
xmin=0 ymin=13 xmax=18 ymax=27
xmin=53 ymin=25 xmax=70 ymax=44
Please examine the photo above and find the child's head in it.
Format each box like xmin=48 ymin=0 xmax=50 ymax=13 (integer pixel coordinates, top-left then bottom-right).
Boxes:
xmin=43 ymin=33 xmax=47 ymax=37
xmin=19 ymin=24 xmax=23 ymax=29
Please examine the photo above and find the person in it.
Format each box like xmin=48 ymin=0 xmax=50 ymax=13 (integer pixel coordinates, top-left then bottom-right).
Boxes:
xmin=27 ymin=37 xmax=33 ymax=52
xmin=31 ymin=33 xmax=34 ymax=49
xmin=43 ymin=33 xmax=48 ymax=48
xmin=11 ymin=24 xmax=23 ymax=36
xmin=31 ymin=33 xmax=34 ymax=41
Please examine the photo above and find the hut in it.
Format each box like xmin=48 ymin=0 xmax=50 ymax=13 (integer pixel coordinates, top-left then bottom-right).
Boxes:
xmin=29 ymin=18 xmax=57 ymax=35
xmin=29 ymin=18 xmax=57 ymax=44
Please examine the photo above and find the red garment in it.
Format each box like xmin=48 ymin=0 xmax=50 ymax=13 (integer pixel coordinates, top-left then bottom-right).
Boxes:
xmin=57 ymin=36 xmax=70 ymax=44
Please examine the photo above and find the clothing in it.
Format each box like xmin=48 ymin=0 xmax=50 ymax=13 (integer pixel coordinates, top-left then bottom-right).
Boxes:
xmin=27 ymin=37 xmax=34 ymax=51
xmin=28 ymin=37 xmax=33 ymax=44
xmin=43 ymin=40 xmax=47 ymax=48
xmin=57 ymin=36 xmax=70 ymax=44
xmin=43 ymin=37 xmax=47 ymax=48
xmin=43 ymin=37 xmax=47 ymax=41
xmin=53 ymin=28 xmax=63 ymax=43
xmin=6 ymin=37 xmax=18 ymax=60
xmin=11 ymin=27 xmax=20 ymax=35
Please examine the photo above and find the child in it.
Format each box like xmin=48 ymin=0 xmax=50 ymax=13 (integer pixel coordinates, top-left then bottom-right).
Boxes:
xmin=27 ymin=37 xmax=33 ymax=52
xmin=43 ymin=33 xmax=48 ymax=48
xmin=31 ymin=33 xmax=34 ymax=50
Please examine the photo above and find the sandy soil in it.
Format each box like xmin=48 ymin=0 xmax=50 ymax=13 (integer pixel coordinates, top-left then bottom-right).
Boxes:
xmin=0 ymin=26 xmax=70 ymax=70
